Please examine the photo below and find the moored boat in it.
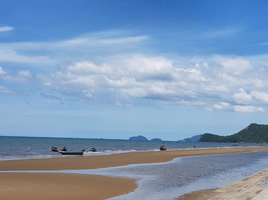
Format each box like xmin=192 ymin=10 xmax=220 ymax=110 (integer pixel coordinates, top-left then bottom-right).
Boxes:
xmin=88 ymin=147 xmax=97 ymax=152
xmin=59 ymin=149 xmax=85 ymax=155
xmin=160 ymin=146 xmax=167 ymax=150
xmin=160 ymin=143 xmax=167 ymax=151
xmin=51 ymin=146 xmax=67 ymax=152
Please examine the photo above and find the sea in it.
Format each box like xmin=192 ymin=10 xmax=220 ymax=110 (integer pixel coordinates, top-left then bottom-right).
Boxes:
xmin=1 ymin=136 xmax=268 ymax=200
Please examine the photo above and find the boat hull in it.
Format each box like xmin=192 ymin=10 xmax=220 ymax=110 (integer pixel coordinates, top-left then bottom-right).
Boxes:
xmin=59 ymin=150 xmax=85 ymax=155
xmin=89 ymin=148 xmax=97 ymax=152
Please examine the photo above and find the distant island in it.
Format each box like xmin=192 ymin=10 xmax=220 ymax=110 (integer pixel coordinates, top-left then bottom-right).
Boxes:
xmin=178 ymin=134 xmax=202 ymax=143
xmin=129 ymin=136 xmax=162 ymax=141
xmin=151 ymin=138 xmax=162 ymax=141
xmin=129 ymin=135 xmax=148 ymax=141
xmin=199 ymin=123 xmax=268 ymax=143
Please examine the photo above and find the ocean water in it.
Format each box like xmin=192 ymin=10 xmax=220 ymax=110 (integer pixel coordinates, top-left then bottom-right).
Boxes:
xmin=1 ymin=136 xmax=268 ymax=200
xmin=0 ymin=135 xmax=263 ymax=160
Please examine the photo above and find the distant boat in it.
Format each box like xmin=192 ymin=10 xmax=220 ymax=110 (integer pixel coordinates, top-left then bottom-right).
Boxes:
xmin=51 ymin=146 xmax=67 ymax=152
xmin=88 ymin=147 xmax=97 ymax=152
xmin=59 ymin=149 xmax=85 ymax=155
xmin=160 ymin=143 xmax=167 ymax=151
xmin=160 ymin=146 xmax=167 ymax=150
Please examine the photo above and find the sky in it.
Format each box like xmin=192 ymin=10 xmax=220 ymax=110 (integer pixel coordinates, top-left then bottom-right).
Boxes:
xmin=1 ymin=0 xmax=268 ymax=141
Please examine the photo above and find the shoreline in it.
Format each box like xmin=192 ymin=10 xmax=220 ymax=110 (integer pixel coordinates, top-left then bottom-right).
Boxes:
xmin=178 ymin=167 xmax=268 ymax=200
xmin=1 ymin=147 xmax=268 ymax=200
xmin=1 ymin=147 xmax=268 ymax=171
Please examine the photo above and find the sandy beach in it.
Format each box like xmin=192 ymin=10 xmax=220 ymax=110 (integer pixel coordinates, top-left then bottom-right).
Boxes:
xmin=1 ymin=147 xmax=268 ymax=200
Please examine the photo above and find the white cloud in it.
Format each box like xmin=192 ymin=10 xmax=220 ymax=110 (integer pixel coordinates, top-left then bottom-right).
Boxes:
xmin=0 ymin=66 xmax=6 ymax=75
xmin=0 ymin=27 xmax=266 ymax=114
xmin=43 ymin=82 xmax=52 ymax=86
xmin=233 ymin=88 xmax=253 ymax=104
xmin=0 ymin=86 xmax=13 ymax=93
xmin=221 ymin=58 xmax=253 ymax=75
xmin=83 ymin=90 xmax=93 ymax=98
xmin=60 ymin=35 xmax=148 ymax=46
xmin=67 ymin=62 xmax=112 ymax=75
xmin=213 ymin=102 xmax=230 ymax=111
xmin=234 ymin=106 xmax=264 ymax=113
xmin=0 ymin=30 xmax=149 ymax=50
xmin=206 ymin=107 xmax=213 ymax=111
xmin=18 ymin=70 xmax=31 ymax=78
xmin=175 ymin=100 xmax=205 ymax=106
xmin=0 ymin=31 xmax=149 ymax=66
xmin=2 ymin=70 xmax=31 ymax=82
xmin=34 ymin=53 xmax=268 ymax=113
xmin=0 ymin=26 xmax=14 ymax=32
xmin=114 ymin=54 xmax=174 ymax=81
xmin=251 ymin=91 xmax=268 ymax=104
xmin=212 ymin=102 xmax=265 ymax=113
xmin=0 ymin=49 xmax=52 ymax=64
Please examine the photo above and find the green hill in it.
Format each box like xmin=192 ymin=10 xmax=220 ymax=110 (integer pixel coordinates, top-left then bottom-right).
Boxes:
xmin=199 ymin=123 xmax=268 ymax=143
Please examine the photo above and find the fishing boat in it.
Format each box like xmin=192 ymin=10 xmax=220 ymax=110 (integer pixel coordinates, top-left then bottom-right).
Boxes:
xmin=59 ymin=149 xmax=85 ymax=155
xmin=160 ymin=146 xmax=167 ymax=151
xmin=88 ymin=147 xmax=97 ymax=152
xmin=51 ymin=146 xmax=67 ymax=152
xmin=160 ymin=143 xmax=167 ymax=151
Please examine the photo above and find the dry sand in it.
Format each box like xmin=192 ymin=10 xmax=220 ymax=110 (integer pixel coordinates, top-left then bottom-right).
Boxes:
xmin=0 ymin=173 xmax=136 ymax=200
xmin=1 ymin=147 xmax=268 ymax=200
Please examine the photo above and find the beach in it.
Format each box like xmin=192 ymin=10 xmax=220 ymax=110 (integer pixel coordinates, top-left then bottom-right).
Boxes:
xmin=177 ymin=167 xmax=268 ymax=200
xmin=1 ymin=147 xmax=268 ymax=200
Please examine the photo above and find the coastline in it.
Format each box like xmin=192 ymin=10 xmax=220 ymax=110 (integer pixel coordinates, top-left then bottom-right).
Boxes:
xmin=1 ymin=147 xmax=268 ymax=200
xmin=178 ymin=167 xmax=268 ymax=200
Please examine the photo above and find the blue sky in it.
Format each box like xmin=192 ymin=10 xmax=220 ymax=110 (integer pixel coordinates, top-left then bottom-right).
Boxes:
xmin=1 ymin=0 xmax=268 ymax=140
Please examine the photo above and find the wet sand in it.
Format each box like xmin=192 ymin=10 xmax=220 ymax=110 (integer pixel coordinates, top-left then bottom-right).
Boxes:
xmin=1 ymin=147 xmax=268 ymax=200
xmin=177 ymin=189 xmax=220 ymax=200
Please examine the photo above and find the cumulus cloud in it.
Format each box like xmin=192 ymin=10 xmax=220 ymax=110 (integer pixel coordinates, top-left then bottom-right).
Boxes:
xmin=35 ymin=53 xmax=268 ymax=113
xmin=0 ymin=31 xmax=267 ymax=113
xmin=213 ymin=102 xmax=230 ymax=110
xmin=221 ymin=58 xmax=253 ymax=75
xmin=233 ymin=88 xmax=253 ymax=104
xmin=2 ymin=70 xmax=32 ymax=82
xmin=251 ymin=91 xmax=268 ymax=104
